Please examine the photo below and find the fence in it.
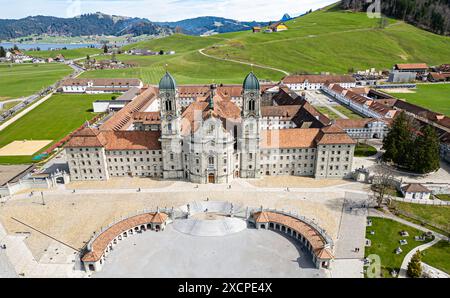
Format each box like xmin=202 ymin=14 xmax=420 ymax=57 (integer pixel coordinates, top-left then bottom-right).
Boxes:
xmin=391 ymin=197 xmax=450 ymax=206
xmin=391 ymin=207 xmax=449 ymax=234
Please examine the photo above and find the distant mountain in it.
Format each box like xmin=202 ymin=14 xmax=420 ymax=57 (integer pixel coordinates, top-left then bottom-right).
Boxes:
xmin=155 ymin=16 xmax=270 ymax=36
xmin=0 ymin=12 xmax=172 ymax=40
xmin=280 ymin=14 xmax=292 ymax=22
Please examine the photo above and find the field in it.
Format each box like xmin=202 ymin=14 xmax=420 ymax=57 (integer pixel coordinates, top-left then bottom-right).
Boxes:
xmin=204 ymin=8 xmax=450 ymax=75
xmin=0 ymin=63 xmax=72 ymax=100
xmin=0 ymin=94 xmax=113 ymax=164
xmin=436 ymin=194 xmax=450 ymax=202
xmin=25 ymin=48 xmax=103 ymax=60
xmin=355 ymin=143 xmax=378 ymax=157
xmin=80 ymin=39 xmax=282 ymax=85
xmin=76 ymin=7 xmax=450 ymax=86
xmin=365 ymin=217 xmax=432 ymax=278
xmin=391 ymin=201 xmax=450 ymax=234
xmin=387 ymin=84 xmax=450 ymax=116
xmin=314 ymin=106 xmax=341 ymax=120
xmin=422 ymin=241 xmax=450 ymax=274
xmin=334 ymin=105 xmax=363 ymax=119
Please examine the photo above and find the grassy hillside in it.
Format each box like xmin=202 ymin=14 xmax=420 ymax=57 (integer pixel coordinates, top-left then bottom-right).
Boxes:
xmin=0 ymin=63 xmax=72 ymax=100
xmin=81 ymin=34 xmax=282 ymax=84
xmin=205 ymin=9 xmax=450 ymax=74
xmin=77 ymin=6 xmax=450 ymax=86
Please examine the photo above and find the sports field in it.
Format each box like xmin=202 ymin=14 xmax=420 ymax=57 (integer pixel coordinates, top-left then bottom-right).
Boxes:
xmin=387 ymin=84 xmax=450 ymax=116
xmin=0 ymin=63 xmax=72 ymax=100
xmin=0 ymin=93 xmax=112 ymax=164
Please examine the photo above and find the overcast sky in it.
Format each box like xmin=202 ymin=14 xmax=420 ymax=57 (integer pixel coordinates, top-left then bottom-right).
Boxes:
xmin=0 ymin=0 xmax=336 ymax=21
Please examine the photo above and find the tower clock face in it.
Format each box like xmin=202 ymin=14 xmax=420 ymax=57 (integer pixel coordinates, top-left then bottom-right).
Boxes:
xmin=165 ymin=93 xmax=170 ymax=98
xmin=250 ymin=93 xmax=255 ymax=97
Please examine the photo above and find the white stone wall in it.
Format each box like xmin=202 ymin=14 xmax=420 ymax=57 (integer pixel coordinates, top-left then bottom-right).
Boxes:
xmin=106 ymin=150 xmax=163 ymax=178
xmin=261 ymin=117 xmax=296 ymax=130
xmin=66 ymin=147 xmax=109 ymax=181
xmin=286 ymin=82 xmax=356 ymax=91
xmin=314 ymin=144 xmax=355 ymax=178
xmin=260 ymin=148 xmax=316 ymax=176
xmin=183 ymin=117 xmax=236 ymax=184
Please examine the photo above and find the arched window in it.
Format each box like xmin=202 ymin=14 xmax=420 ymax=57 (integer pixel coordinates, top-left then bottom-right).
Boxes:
xmin=208 ymin=156 xmax=215 ymax=166
xmin=165 ymin=100 xmax=173 ymax=111
xmin=248 ymin=99 xmax=255 ymax=111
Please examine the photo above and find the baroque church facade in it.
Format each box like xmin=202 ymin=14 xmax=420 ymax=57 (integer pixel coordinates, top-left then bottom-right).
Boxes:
xmin=65 ymin=72 xmax=356 ymax=184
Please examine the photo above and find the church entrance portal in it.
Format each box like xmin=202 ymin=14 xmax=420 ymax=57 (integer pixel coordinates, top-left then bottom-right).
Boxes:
xmin=208 ymin=174 xmax=215 ymax=184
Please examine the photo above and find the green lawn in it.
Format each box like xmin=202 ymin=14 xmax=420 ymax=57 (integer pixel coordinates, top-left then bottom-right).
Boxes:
xmin=0 ymin=94 xmax=112 ymax=164
xmin=365 ymin=217 xmax=432 ymax=278
xmin=25 ymin=48 xmax=103 ymax=60
xmin=314 ymin=106 xmax=341 ymax=120
xmin=0 ymin=63 xmax=72 ymax=99
xmin=334 ymin=105 xmax=363 ymax=119
xmin=391 ymin=201 xmax=450 ymax=234
xmin=422 ymin=240 xmax=450 ymax=274
xmin=387 ymin=84 xmax=450 ymax=116
xmin=436 ymin=194 xmax=450 ymax=202
xmin=355 ymin=143 xmax=378 ymax=157
xmin=76 ymin=5 xmax=450 ymax=85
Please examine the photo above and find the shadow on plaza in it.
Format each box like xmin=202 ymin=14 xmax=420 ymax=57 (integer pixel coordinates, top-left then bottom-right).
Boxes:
xmin=247 ymin=223 xmax=316 ymax=270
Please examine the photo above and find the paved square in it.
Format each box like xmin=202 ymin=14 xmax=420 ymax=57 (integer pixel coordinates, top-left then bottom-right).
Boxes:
xmin=94 ymin=225 xmax=327 ymax=278
xmin=0 ymin=140 xmax=52 ymax=156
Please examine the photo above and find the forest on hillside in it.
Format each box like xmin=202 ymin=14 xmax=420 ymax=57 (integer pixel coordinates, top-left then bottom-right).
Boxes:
xmin=341 ymin=0 xmax=450 ymax=35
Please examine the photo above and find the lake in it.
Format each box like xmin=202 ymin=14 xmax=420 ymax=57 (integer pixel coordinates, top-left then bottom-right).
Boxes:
xmin=0 ymin=43 xmax=102 ymax=51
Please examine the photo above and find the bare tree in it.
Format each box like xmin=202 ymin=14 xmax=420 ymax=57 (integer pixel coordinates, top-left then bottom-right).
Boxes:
xmin=370 ymin=165 xmax=397 ymax=208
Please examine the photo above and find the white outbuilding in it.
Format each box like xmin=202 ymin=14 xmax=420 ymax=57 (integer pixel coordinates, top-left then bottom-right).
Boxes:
xmin=401 ymin=183 xmax=432 ymax=200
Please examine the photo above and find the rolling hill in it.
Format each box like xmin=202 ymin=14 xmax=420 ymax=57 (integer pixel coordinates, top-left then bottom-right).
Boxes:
xmin=155 ymin=17 xmax=269 ymax=36
xmin=79 ymin=5 xmax=450 ymax=85
xmin=0 ymin=12 xmax=171 ymax=40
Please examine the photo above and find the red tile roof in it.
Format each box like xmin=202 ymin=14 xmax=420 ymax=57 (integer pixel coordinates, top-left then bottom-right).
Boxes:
xmin=253 ymin=211 xmax=333 ymax=260
xmin=315 ymin=125 xmax=357 ymax=145
xmin=261 ymin=129 xmax=320 ymax=149
xmin=66 ymin=129 xmax=161 ymax=150
xmin=395 ymin=63 xmax=428 ymax=70
xmin=100 ymin=87 xmax=158 ymax=131
xmin=402 ymin=183 xmax=431 ymax=193
xmin=82 ymin=212 xmax=169 ymax=262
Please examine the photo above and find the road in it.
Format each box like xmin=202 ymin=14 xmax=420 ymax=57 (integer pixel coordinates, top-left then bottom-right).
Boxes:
xmin=198 ymin=48 xmax=290 ymax=76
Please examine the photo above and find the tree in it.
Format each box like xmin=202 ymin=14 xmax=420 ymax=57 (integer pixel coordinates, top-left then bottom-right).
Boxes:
xmin=86 ymin=55 xmax=90 ymax=61
xmin=382 ymin=111 xmax=415 ymax=169
xmin=0 ymin=46 xmax=5 ymax=58
xmin=407 ymin=250 xmax=423 ymax=278
xmin=103 ymin=44 xmax=108 ymax=54
xmin=371 ymin=165 xmax=396 ymax=208
xmin=412 ymin=125 xmax=440 ymax=174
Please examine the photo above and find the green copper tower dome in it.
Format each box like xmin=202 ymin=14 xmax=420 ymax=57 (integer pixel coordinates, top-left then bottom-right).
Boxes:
xmin=243 ymin=72 xmax=260 ymax=91
xmin=159 ymin=71 xmax=177 ymax=90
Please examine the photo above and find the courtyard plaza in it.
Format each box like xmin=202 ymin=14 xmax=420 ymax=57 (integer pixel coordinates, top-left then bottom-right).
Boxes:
xmin=0 ymin=176 xmax=370 ymax=278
